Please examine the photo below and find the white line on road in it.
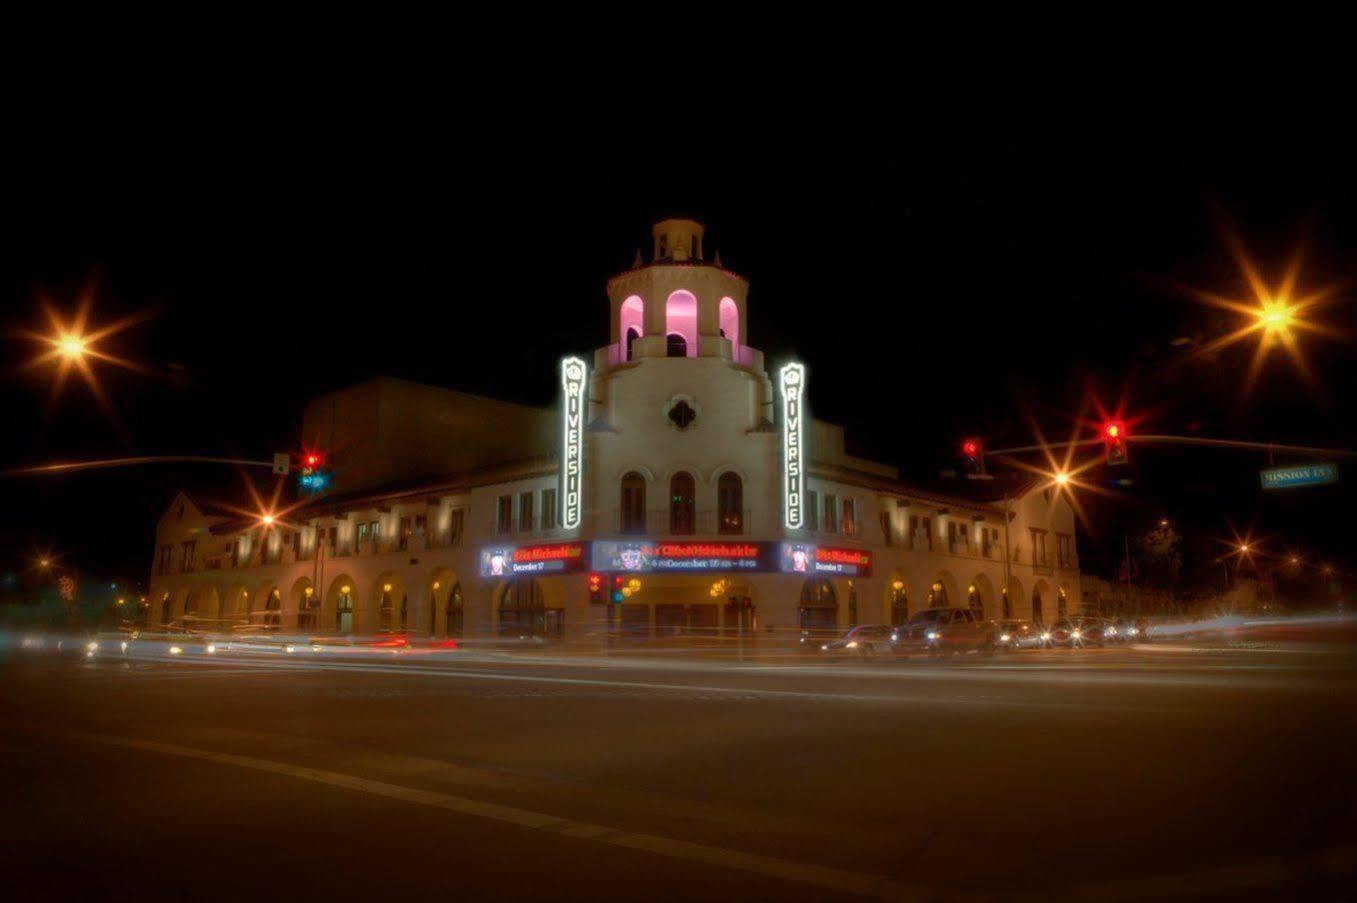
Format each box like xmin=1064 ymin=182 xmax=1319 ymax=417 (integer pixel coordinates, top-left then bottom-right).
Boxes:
xmin=118 ymin=652 xmax=1167 ymax=712
xmin=40 ymin=725 xmax=924 ymax=901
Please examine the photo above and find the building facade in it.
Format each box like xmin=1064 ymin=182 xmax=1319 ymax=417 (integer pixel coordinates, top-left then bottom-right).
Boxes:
xmin=147 ymin=219 xmax=1081 ymax=641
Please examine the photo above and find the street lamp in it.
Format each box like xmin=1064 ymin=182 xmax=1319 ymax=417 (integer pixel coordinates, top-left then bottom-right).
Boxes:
xmin=57 ymin=335 xmax=87 ymax=359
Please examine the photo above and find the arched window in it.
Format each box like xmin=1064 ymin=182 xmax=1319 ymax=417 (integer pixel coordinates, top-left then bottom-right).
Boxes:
xmin=265 ymin=588 xmax=282 ymax=630
xmin=1057 ymin=587 xmax=1068 ymax=619
xmin=669 ymin=471 xmax=695 ymax=534
xmin=619 ymin=295 xmax=644 ymax=361
xmin=299 ymin=586 xmax=318 ymax=630
xmin=184 ymin=591 xmax=198 ymax=622
xmin=798 ymin=577 xmax=837 ymax=633
xmin=1031 ymin=588 xmax=1044 ymax=625
xmin=967 ymin=583 xmax=982 ymax=614
xmin=1002 ymin=588 xmax=1012 ymax=619
xmin=664 ymin=290 xmax=697 ymax=358
xmin=890 ymin=581 xmax=909 ymax=625
xmin=378 ymin=586 xmax=394 ymax=632
xmin=928 ymin=581 xmax=949 ymax=607
xmin=717 ymin=472 xmax=743 ymax=534
xmin=499 ymin=578 xmax=545 ymax=637
xmin=336 ymin=588 xmax=354 ymax=633
xmin=666 ymin=333 xmax=687 ymax=358
xmin=447 ymin=582 xmax=464 ymax=637
xmin=621 ymin=471 xmax=646 ymax=534
xmin=719 ymin=297 xmax=739 ymax=348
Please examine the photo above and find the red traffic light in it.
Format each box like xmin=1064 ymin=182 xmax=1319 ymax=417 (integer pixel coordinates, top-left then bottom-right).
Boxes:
xmin=1103 ymin=421 xmax=1123 ymax=440
xmin=587 ymin=573 xmax=602 ymax=593
xmin=305 ymin=453 xmax=320 ymax=468
xmin=962 ymin=439 xmax=979 ymax=458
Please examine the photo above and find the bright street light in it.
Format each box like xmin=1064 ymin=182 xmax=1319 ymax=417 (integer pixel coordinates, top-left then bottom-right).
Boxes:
xmin=57 ymin=335 xmax=87 ymax=358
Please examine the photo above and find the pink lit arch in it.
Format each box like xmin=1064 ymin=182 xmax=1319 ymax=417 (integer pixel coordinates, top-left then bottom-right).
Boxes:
xmin=665 ymin=290 xmax=697 ymax=358
xmin=620 ymin=295 xmax=644 ymax=360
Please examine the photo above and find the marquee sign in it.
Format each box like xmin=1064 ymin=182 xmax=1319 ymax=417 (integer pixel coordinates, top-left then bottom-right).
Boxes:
xmin=560 ymin=356 xmax=587 ymax=530
xmin=778 ymin=543 xmax=873 ymax=577
xmin=591 ymin=541 xmax=769 ymax=573
xmin=479 ymin=541 xmax=588 ymax=577
xmin=780 ymin=362 xmax=806 ymax=529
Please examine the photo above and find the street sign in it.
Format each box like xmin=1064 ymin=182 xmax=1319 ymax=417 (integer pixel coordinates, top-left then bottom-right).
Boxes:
xmin=272 ymin=453 xmax=291 ymax=475
xmin=1260 ymin=462 xmax=1339 ymax=490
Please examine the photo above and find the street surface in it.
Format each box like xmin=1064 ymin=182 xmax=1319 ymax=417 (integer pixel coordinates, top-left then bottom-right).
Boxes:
xmin=2 ymin=630 xmax=1355 ymax=901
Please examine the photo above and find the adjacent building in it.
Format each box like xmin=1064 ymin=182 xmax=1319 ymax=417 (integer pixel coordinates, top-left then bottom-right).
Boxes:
xmin=148 ymin=219 xmax=1081 ymax=641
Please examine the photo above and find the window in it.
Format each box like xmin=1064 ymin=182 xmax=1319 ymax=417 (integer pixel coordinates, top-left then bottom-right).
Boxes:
xmin=805 ymin=490 xmax=819 ymax=532
xmin=667 ymin=399 xmax=696 ymax=429
xmin=718 ymin=472 xmax=743 ymax=534
xmin=1030 ymin=529 xmax=1049 ymax=567
xmin=669 ymin=472 xmax=695 ymax=534
xmin=496 ymin=495 xmax=513 ymax=534
xmin=448 ymin=508 xmax=464 ymax=546
xmin=626 ymin=327 xmax=640 ymax=361
xmin=298 ymin=586 xmax=318 ymax=630
xmin=158 ymin=544 xmax=172 ymax=575
xmin=798 ymin=577 xmax=837 ymax=632
xmin=336 ymin=589 xmax=354 ymax=632
xmin=378 ymin=587 xmax=394 ymax=632
xmin=1057 ymin=587 xmax=1069 ymax=619
xmin=890 ymin=582 xmax=909 ymax=625
xmin=398 ymin=516 xmax=412 ymax=551
xmin=1002 ymin=589 xmax=1012 ymax=619
xmin=499 ymin=578 xmax=545 ymax=637
xmin=928 ymin=580 xmax=949 ymax=607
xmin=967 ymin=583 xmax=982 ymax=613
xmin=179 ymin=540 xmax=196 ymax=572
xmin=519 ymin=492 xmax=534 ymax=533
xmin=666 ymin=333 xmax=687 ymax=357
xmin=325 ymin=525 xmax=337 ymax=556
xmin=1056 ymin=533 xmax=1074 ymax=568
xmin=444 ymin=582 xmax=464 ymax=636
xmin=841 ymin=498 xmax=857 ymax=537
xmin=265 ymin=589 xmax=282 ymax=630
xmin=823 ymin=494 xmax=838 ymax=533
xmin=621 ymin=472 xmax=646 ymax=533
xmin=880 ymin=512 xmax=894 ymax=546
xmin=541 ymin=489 xmax=558 ymax=529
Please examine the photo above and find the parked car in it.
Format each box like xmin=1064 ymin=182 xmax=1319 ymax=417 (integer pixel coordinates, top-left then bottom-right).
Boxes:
xmin=798 ymin=628 xmax=841 ymax=652
xmin=1048 ymin=617 xmax=1114 ymax=647
xmin=1112 ymin=617 xmax=1146 ymax=643
xmin=820 ymin=624 xmax=896 ymax=657
xmin=893 ymin=607 xmax=995 ymax=655
xmin=995 ymin=619 xmax=1047 ymax=650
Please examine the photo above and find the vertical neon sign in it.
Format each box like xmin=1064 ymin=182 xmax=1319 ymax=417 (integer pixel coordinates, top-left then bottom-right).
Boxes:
xmin=560 ymin=356 xmax=587 ymax=530
xmin=780 ymin=362 xmax=806 ymax=529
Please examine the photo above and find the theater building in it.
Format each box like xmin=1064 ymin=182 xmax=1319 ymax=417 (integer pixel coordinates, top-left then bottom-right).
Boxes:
xmin=147 ymin=219 xmax=1081 ymax=641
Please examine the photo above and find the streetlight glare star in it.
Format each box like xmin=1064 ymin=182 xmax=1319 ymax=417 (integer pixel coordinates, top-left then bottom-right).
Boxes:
xmin=11 ymin=285 xmax=154 ymax=421
xmin=1179 ymin=228 xmax=1349 ymax=395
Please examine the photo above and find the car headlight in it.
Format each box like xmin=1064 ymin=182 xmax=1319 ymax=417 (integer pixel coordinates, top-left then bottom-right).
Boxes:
xmin=86 ymin=641 xmax=99 ymax=652
xmin=1128 ymin=627 xmax=1138 ymax=636
xmin=799 ymin=637 xmax=806 ymax=644
xmin=926 ymin=631 xmax=939 ymax=641
xmin=1000 ymin=633 xmax=1011 ymax=642
xmin=1041 ymin=632 xmax=1051 ymax=641
xmin=890 ymin=633 xmax=898 ymax=642
xmin=846 ymin=641 xmax=858 ymax=649
xmin=1072 ymin=630 xmax=1082 ymax=640
xmin=1107 ymin=626 xmax=1118 ymax=636
xmin=820 ymin=644 xmax=829 ymax=651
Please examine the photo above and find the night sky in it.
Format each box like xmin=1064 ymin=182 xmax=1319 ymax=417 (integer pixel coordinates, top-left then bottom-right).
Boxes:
xmin=5 ymin=126 xmax=1355 ymax=590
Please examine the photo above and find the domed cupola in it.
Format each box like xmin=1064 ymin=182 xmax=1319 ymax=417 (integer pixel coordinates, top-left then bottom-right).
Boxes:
xmin=603 ymin=218 xmax=754 ymax=369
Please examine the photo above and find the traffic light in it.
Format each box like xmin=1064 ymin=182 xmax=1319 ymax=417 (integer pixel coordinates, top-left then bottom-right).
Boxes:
xmin=1103 ymin=421 xmax=1128 ymax=466
xmin=961 ymin=437 xmax=984 ymax=474
xmin=297 ymin=449 xmax=331 ymax=493
xmin=588 ymin=573 xmax=604 ymax=604
xmin=611 ymin=575 xmax=625 ymax=604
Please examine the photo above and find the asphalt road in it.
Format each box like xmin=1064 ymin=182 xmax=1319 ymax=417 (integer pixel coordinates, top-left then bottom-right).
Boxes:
xmin=2 ymin=634 xmax=1355 ymax=902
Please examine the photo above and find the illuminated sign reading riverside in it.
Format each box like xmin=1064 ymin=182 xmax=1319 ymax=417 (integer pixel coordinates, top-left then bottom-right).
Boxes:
xmin=479 ymin=542 xmax=587 ymax=577
xmin=778 ymin=542 xmax=873 ymax=577
xmin=780 ymin=362 xmax=806 ymax=530
xmin=560 ymin=356 xmax=587 ymax=530
xmin=592 ymin=541 xmax=768 ymax=573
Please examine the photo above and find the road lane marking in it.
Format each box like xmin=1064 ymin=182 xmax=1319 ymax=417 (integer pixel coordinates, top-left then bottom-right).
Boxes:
xmin=118 ymin=652 xmax=1166 ymax=711
xmin=39 ymin=725 xmax=923 ymax=901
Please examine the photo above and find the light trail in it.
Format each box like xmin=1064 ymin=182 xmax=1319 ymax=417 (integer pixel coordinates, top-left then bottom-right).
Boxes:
xmin=2 ymin=455 xmax=276 ymax=477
